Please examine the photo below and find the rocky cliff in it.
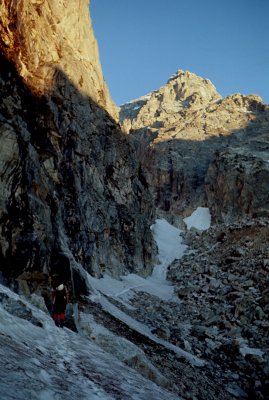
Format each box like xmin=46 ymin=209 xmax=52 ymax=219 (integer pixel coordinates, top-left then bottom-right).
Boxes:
xmin=205 ymin=148 xmax=269 ymax=222
xmin=0 ymin=0 xmax=118 ymax=120
xmin=0 ymin=0 xmax=156 ymax=294
xmin=120 ymin=70 xmax=269 ymax=222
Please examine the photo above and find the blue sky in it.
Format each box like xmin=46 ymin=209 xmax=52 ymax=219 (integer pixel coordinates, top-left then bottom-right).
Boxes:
xmin=91 ymin=0 xmax=269 ymax=105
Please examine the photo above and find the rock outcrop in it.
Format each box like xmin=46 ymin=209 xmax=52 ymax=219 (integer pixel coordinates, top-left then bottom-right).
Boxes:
xmin=0 ymin=0 xmax=118 ymax=120
xmin=205 ymin=149 xmax=269 ymax=222
xmin=0 ymin=0 xmax=156 ymax=294
xmin=120 ymin=70 xmax=269 ymax=221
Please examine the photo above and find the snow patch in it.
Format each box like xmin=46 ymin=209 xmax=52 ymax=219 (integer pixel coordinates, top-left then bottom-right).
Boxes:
xmin=89 ymin=272 xmax=176 ymax=304
xmin=240 ymin=345 xmax=265 ymax=358
xmin=183 ymin=207 xmax=211 ymax=231
xmin=89 ymin=218 xmax=187 ymax=303
xmin=121 ymin=92 xmax=152 ymax=107
xmin=151 ymin=218 xmax=187 ymax=281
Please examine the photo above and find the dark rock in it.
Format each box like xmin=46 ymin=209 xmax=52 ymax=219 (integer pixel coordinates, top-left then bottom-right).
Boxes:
xmin=0 ymin=3 xmax=157 ymax=294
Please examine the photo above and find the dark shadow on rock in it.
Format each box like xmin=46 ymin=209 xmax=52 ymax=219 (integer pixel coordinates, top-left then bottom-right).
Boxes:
xmin=127 ymin=101 xmax=269 ymax=222
xmin=0 ymin=52 xmax=156 ymax=299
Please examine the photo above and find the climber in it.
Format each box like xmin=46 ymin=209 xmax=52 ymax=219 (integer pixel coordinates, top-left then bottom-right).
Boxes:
xmin=52 ymin=282 xmax=69 ymax=328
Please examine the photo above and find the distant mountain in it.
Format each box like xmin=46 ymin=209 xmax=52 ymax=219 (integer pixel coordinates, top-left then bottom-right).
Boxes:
xmin=120 ymin=70 xmax=269 ymax=222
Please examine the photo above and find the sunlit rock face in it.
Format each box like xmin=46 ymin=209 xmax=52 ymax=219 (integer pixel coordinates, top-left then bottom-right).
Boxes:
xmin=120 ymin=70 xmax=221 ymax=134
xmin=0 ymin=0 xmax=118 ymax=120
xmin=120 ymin=70 xmax=269 ymax=221
xmin=0 ymin=0 xmax=156 ymax=292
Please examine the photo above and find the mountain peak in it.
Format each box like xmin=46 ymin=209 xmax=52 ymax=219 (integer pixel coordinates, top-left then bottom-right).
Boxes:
xmin=120 ymin=69 xmax=221 ymax=131
xmin=166 ymin=69 xmax=221 ymax=101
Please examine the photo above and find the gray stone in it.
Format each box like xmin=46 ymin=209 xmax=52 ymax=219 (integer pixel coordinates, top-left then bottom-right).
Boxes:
xmin=209 ymin=278 xmax=221 ymax=289
xmin=176 ymin=287 xmax=191 ymax=298
xmin=226 ymin=385 xmax=247 ymax=398
xmin=0 ymin=1 xmax=157 ymax=287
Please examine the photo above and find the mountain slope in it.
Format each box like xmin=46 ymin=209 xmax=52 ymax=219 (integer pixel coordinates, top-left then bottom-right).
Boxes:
xmin=0 ymin=283 xmax=180 ymax=400
xmin=120 ymin=70 xmax=269 ymax=222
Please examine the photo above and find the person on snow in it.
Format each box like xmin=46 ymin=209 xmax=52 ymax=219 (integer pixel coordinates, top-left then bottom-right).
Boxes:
xmin=52 ymin=283 xmax=69 ymax=327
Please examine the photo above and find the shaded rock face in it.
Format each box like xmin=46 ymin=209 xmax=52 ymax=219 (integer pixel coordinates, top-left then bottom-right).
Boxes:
xmin=205 ymin=149 xmax=269 ymax=222
xmin=0 ymin=1 xmax=156 ymax=292
xmin=120 ymin=70 xmax=269 ymax=221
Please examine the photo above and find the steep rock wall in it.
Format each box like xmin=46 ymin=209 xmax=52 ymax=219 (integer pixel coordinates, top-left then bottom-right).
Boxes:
xmin=0 ymin=1 xmax=156 ymax=293
xmin=205 ymin=149 xmax=269 ymax=222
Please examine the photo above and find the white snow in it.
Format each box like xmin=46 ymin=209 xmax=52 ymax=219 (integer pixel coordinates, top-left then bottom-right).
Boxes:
xmin=89 ymin=219 xmax=187 ymax=303
xmin=150 ymin=218 xmax=187 ymax=281
xmin=87 ymin=218 xmax=206 ymax=367
xmin=0 ymin=216 xmax=206 ymax=400
xmin=183 ymin=207 xmax=211 ymax=231
xmin=0 ymin=283 xmax=180 ymax=400
xmin=236 ymin=338 xmax=265 ymax=358
xmin=143 ymin=94 xmax=152 ymax=100
xmin=121 ymin=92 xmax=152 ymax=107
xmin=239 ymin=345 xmax=265 ymax=358
xmin=89 ymin=272 xmax=175 ymax=303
